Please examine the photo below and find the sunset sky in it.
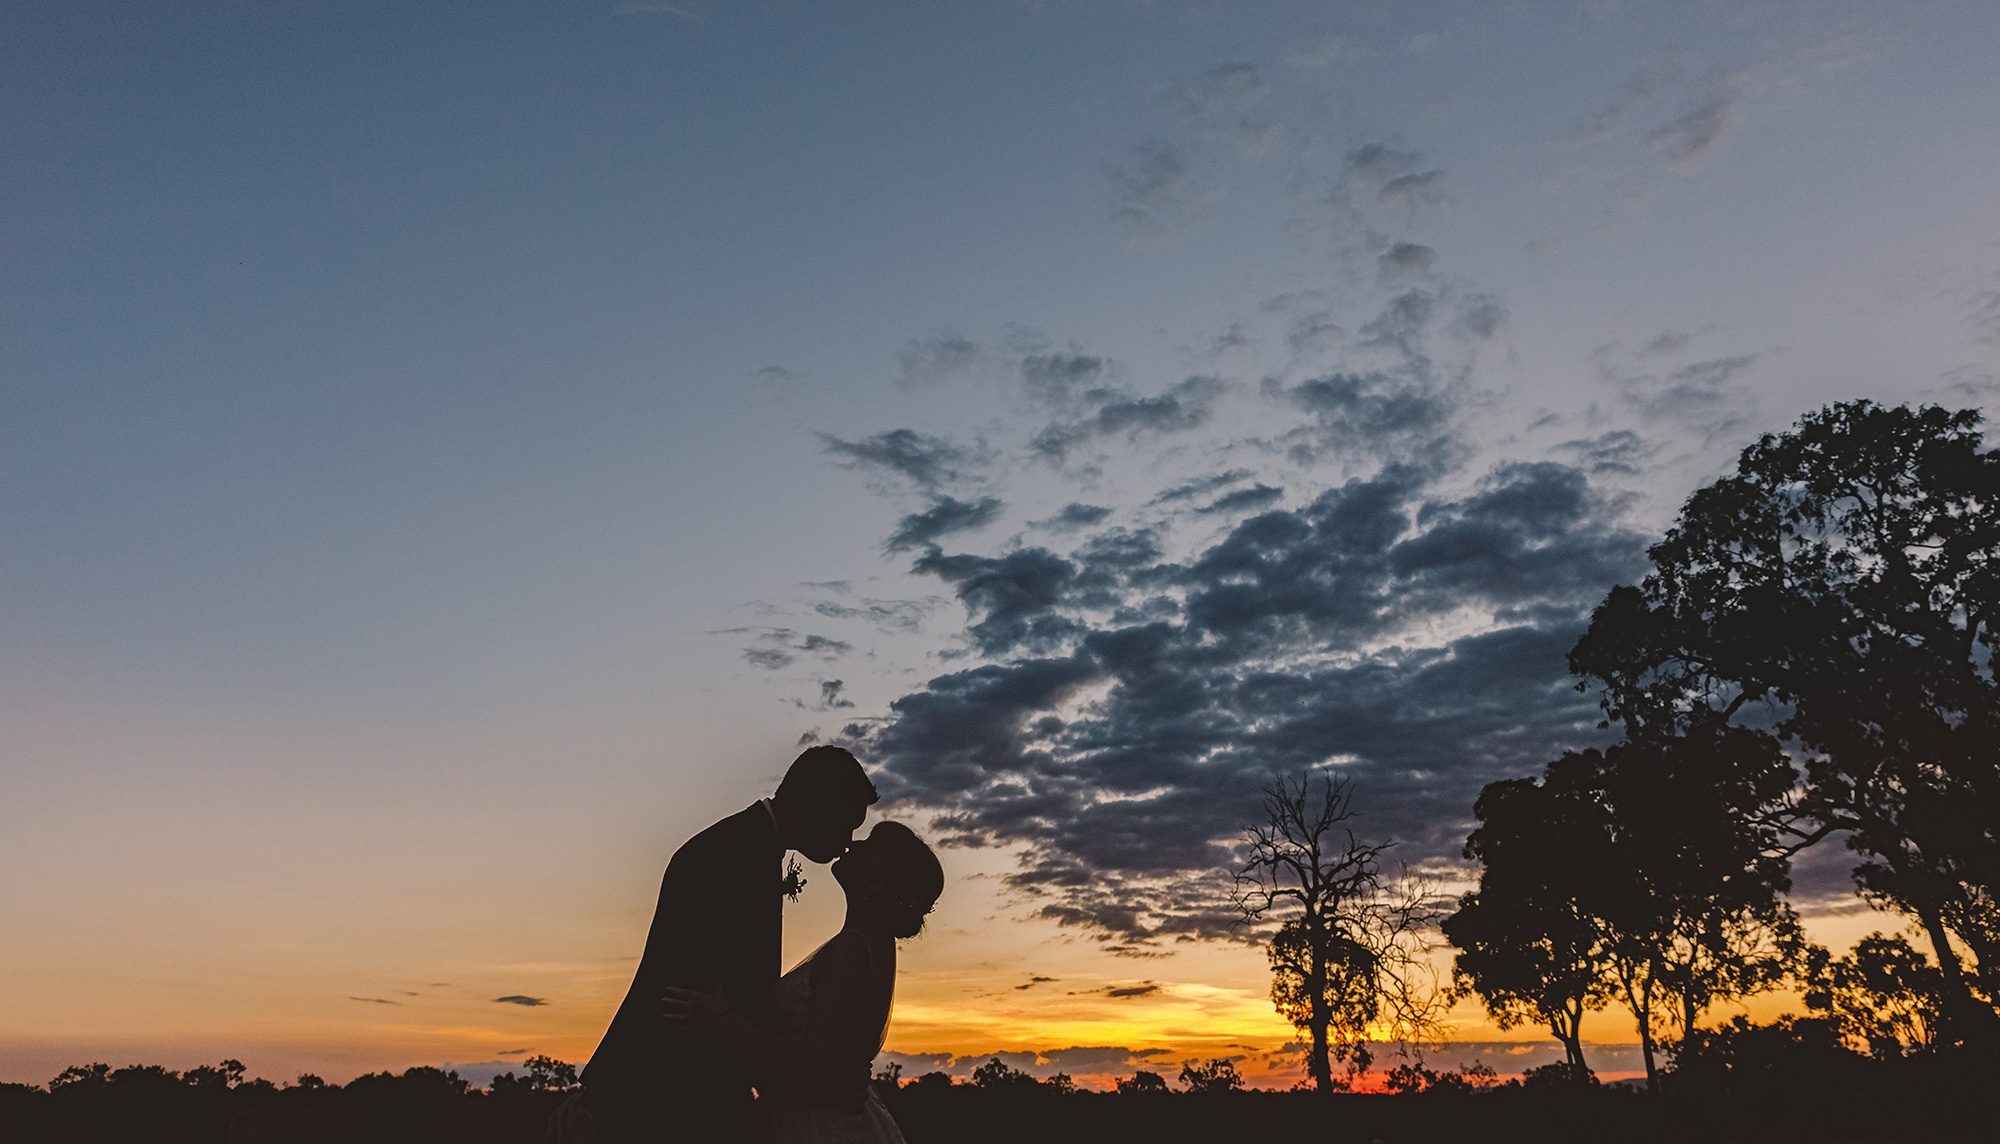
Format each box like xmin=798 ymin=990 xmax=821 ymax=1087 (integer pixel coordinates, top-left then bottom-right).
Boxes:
xmin=6 ymin=1 xmax=2000 ymax=1092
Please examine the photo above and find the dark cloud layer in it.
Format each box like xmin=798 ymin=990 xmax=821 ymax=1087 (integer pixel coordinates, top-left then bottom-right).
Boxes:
xmin=824 ymin=96 xmax=1665 ymax=954
xmin=848 ymin=449 xmax=1647 ymax=948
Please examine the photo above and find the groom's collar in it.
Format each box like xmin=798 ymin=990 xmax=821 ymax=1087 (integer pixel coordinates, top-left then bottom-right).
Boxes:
xmin=758 ymin=797 xmax=781 ymax=846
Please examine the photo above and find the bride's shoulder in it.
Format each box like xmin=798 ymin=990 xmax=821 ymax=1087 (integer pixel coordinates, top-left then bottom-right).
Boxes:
xmin=810 ymin=928 xmax=891 ymax=982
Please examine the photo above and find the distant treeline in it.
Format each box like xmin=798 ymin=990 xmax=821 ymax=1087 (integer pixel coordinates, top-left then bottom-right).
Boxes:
xmin=0 ymin=1042 xmax=1991 ymax=1143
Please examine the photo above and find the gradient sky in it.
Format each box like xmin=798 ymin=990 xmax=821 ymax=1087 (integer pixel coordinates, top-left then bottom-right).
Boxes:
xmin=6 ymin=0 xmax=2000 ymax=1090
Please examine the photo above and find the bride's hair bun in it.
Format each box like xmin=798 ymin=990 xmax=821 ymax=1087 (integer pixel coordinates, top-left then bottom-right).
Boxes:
xmin=862 ymin=821 xmax=944 ymax=939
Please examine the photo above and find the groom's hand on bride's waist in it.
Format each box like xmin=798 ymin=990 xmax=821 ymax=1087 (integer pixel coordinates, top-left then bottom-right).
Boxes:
xmin=660 ymin=984 xmax=731 ymax=1037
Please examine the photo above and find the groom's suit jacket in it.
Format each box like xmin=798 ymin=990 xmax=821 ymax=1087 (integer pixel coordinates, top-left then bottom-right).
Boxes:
xmin=583 ymin=802 xmax=782 ymax=1137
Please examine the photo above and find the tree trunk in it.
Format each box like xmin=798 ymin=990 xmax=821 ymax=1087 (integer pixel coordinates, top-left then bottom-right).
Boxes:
xmin=1557 ymin=1000 xmax=1592 ymax=1085
xmin=1914 ymin=897 xmax=1990 ymax=1048
xmin=1309 ymin=968 xmax=1333 ymax=1095
xmin=1637 ymin=1011 xmax=1657 ymax=1094
xmin=1563 ymin=1032 xmax=1590 ymax=1083
xmin=1617 ymin=961 xmax=1659 ymax=1094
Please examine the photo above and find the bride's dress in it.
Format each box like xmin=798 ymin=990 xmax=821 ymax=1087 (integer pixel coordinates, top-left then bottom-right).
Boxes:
xmin=751 ymin=940 xmax=906 ymax=1144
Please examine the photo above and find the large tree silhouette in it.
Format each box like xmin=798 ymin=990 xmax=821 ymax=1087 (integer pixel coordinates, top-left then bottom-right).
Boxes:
xmin=1556 ymin=726 xmax=1803 ymax=1088
xmin=1444 ymin=774 xmax=1612 ymax=1083
xmin=1569 ymin=401 xmax=2000 ymax=1044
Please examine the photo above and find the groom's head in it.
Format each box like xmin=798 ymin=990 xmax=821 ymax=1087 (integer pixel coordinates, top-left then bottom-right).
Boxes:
xmin=772 ymin=745 xmax=878 ymax=863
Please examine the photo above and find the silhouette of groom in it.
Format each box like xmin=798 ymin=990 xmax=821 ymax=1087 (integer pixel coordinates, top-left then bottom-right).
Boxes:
xmin=581 ymin=745 xmax=877 ymax=1141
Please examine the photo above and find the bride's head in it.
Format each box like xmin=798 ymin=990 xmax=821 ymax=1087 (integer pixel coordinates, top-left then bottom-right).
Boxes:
xmin=833 ymin=821 xmax=944 ymax=939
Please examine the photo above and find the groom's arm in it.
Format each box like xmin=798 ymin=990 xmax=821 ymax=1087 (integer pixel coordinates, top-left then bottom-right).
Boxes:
xmin=651 ymin=811 xmax=779 ymax=1028
xmin=712 ymin=818 xmax=782 ymax=1030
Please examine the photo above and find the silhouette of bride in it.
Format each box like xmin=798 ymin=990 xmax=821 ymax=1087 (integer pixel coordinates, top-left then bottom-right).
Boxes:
xmin=663 ymin=820 xmax=944 ymax=1144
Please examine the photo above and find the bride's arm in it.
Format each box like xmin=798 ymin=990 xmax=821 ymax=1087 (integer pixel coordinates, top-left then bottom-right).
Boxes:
xmin=662 ymin=935 xmax=881 ymax=1108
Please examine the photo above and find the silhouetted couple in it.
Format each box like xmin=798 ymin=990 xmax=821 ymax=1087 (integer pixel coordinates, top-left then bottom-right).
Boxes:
xmin=552 ymin=746 xmax=944 ymax=1144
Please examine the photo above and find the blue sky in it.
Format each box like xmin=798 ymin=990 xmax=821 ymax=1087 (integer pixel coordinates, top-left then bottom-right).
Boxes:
xmin=5 ymin=0 xmax=1999 ymax=1084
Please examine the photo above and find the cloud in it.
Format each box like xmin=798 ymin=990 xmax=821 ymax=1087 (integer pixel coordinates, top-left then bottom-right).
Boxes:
xmin=1203 ymin=322 xmax=1252 ymax=356
xmin=897 ymin=334 xmax=989 ymax=388
xmin=1108 ymin=138 xmax=1193 ymax=234
xmin=1647 ymin=97 xmax=1733 ymax=172
xmin=1020 ymin=352 xmax=1110 ymax=408
xmin=818 ymin=680 xmax=856 ymax=710
xmin=1030 ymin=376 xmax=1224 ymax=464
xmin=493 ymin=995 xmax=547 ymax=1007
xmin=1153 ymin=470 xmax=1252 ymax=505
xmin=813 ymin=597 xmax=933 ymax=633
xmin=1452 ymin=295 xmax=1508 ymax=340
xmin=1037 ymin=503 xmax=1114 ymax=531
xmin=1285 ymin=311 xmax=1343 ymax=356
xmin=348 ymin=996 xmax=400 ymax=1005
xmin=1626 ymin=353 xmax=1762 ymax=429
xmin=740 ymin=628 xmax=854 ymax=670
xmin=1967 ymin=289 xmax=2000 ymax=348
xmin=1269 ymin=370 xmax=1458 ymax=469
xmin=1014 ymin=975 xmax=1059 ymax=990
xmin=1639 ymin=331 xmax=1689 ymax=357
xmin=1104 ymin=983 xmax=1162 ymax=998
xmin=1565 ymin=60 xmax=1683 ymax=147
xmin=1195 ymin=484 xmax=1283 ymax=515
xmin=1378 ymin=169 xmax=1445 ymax=210
xmin=1552 ymin=430 xmax=1655 ymax=476
xmin=1341 ymin=143 xmax=1423 ymax=187
xmin=821 ymin=429 xmax=988 ymax=491
xmin=850 ymin=452 xmax=1647 ymax=946
xmin=1356 ymin=289 xmax=1438 ymax=359
xmin=1376 ymin=242 xmax=1437 ymax=284
xmin=887 ymin=496 xmax=1006 ymax=553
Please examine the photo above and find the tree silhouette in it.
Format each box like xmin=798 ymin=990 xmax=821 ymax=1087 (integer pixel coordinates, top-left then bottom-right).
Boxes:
xmin=1581 ymin=727 xmax=1805 ymax=1088
xmin=1114 ymin=1070 xmax=1169 ymax=1095
xmin=48 ymin=1064 xmax=109 ymax=1093
xmin=1448 ymin=727 xmax=1804 ymax=1091
xmin=1443 ymin=775 xmax=1612 ymax=1084
xmin=1177 ymin=1059 xmax=1243 ymax=1094
xmin=970 ymin=1057 xmax=1037 ymax=1089
xmin=1235 ymin=773 xmax=1445 ymax=1095
xmin=1804 ymin=932 xmax=1946 ymax=1057
xmin=1570 ymin=401 xmax=2000 ymax=1044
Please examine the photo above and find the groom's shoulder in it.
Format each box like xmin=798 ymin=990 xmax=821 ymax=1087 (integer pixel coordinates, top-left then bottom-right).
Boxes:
xmin=675 ymin=803 xmax=769 ymax=858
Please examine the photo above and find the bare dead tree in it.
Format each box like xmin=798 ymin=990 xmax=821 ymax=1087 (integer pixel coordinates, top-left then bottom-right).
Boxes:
xmin=1235 ymin=772 xmax=1449 ymax=1094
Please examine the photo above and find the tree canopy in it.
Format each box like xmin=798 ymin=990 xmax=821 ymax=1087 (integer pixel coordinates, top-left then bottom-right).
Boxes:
xmin=1569 ymin=400 xmax=2000 ymax=1044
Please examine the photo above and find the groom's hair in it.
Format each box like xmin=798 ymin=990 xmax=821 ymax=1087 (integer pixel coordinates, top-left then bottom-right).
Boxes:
xmin=777 ymin=745 xmax=879 ymax=808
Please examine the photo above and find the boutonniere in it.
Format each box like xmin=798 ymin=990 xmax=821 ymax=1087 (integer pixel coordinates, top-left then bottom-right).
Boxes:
xmin=779 ymin=855 xmax=807 ymax=902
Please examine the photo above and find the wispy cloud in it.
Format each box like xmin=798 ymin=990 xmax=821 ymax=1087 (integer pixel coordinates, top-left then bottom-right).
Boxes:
xmin=1647 ymin=96 xmax=1733 ymax=172
xmin=619 ymin=1 xmax=702 ymax=21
